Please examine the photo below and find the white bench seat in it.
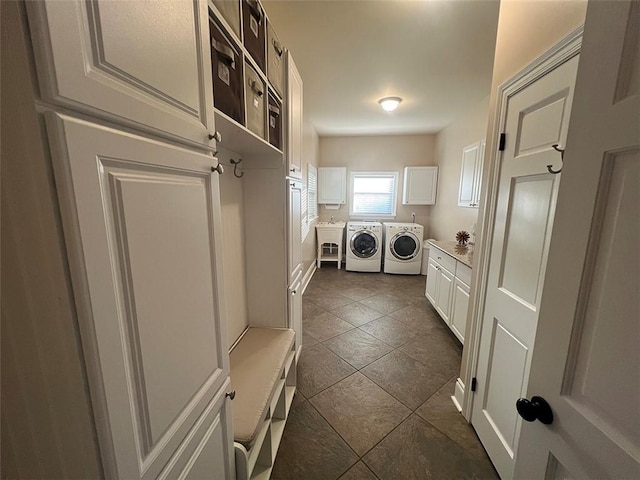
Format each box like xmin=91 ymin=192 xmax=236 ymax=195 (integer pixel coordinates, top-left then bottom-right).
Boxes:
xmin=230 ymin=327 xmax=295 ymax=446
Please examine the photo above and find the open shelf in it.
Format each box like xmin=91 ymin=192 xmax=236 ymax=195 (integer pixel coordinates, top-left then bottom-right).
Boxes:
xmin=215 ymin=109 xmax=283 ymax=167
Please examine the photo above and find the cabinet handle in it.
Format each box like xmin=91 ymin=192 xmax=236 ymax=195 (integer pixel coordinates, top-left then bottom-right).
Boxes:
xmin=226 ymin=390 xmax=236 ymax=400
xmin=211 ymin=164 xmax=224 ymax=175
xmin=209 ymin=131 xmax=222 ymax=142
xmin=292 ymin=290 xmax=297 ymax=295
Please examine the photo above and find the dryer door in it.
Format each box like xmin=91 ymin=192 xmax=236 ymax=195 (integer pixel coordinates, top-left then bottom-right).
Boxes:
xmin=390 ymin=232 xmax=420 ymax=260
xmin=350 ymin=231 xmax=378 ymax=258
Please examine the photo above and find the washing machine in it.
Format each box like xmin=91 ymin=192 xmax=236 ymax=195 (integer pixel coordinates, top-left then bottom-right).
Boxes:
xmin=346 ymin=222 xmax=383 ymax=272
xmin=383 ymin=223 xmax=424 ymax=274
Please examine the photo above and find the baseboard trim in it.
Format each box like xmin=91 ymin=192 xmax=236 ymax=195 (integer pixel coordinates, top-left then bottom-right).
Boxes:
xmin=301 ymin=262 xmax=316 ymax=295
xmin=452 ymin=378 xmax=465 ymax=412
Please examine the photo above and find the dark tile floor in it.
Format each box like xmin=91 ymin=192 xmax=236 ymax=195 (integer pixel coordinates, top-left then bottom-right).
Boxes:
xmin=272 ymin=267 xmax=499 ymax=480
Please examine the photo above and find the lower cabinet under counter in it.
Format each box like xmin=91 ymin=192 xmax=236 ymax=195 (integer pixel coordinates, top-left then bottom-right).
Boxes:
xmin=425 ymin=243 xmax=472 ymax=344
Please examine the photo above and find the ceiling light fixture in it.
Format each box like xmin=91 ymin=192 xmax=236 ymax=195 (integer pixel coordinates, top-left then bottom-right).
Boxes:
xmin=378 ymin=96 xmax=402 ymax=112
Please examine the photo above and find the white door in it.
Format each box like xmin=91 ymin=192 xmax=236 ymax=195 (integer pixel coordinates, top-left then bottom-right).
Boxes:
xmin=472 ymin=52 xmax=580 ymax=478
xmin=286 ymin=52 xmax=303 ymax=179
xmin=515 ymin=2 xmax=640 ymax=478
xmin=27 ymin=0 xmax=216 ymax=150
xmin=47 ymin=113 xmax=234 ymax=479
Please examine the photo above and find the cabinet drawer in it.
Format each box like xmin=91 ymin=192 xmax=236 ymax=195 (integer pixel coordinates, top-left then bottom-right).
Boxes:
xmin=429 ymin=247 xmax=456 ymax=273
xmin=456 ymin=263 xmax=472 ymax=286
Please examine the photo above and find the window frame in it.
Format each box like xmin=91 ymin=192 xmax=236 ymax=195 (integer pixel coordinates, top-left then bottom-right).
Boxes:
xmin=349 ymin=171 xmax=399 ymax=218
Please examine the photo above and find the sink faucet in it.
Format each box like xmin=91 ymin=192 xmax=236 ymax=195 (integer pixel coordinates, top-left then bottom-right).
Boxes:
xmin=330 ymin=216 xmax=334 ymax=224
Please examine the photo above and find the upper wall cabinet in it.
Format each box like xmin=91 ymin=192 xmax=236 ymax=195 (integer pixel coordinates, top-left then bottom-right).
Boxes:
xmin=318 ymin=167 xmax=347 ymax=205
xmin=402 ymin=166 xmax=438 ymax=205
xmin=26 ymin=0 xmax=216 ymax=151
xmin=458 ymin=141 xmax=485 ymax=208
xmin=286 ymin=52 xmax=303 ymax=179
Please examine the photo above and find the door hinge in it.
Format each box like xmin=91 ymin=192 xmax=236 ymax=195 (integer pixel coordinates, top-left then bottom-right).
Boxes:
xmin=471 ymin=377 xmax=477 ymax=392
xmin=498 ymin=133 xmax=506 ymax=151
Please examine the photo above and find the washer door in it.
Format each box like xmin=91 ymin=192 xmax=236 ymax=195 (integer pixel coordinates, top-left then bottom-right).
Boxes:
xmin=390 ymin=232 xmax=420 ymax=260
xmin=350 ymin=230 xmax=378 ymax=258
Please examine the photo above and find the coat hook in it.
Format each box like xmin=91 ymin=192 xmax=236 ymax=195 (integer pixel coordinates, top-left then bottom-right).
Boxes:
xmin=230 ymin=158 xmax=244 ymax=178
xmin=547 ymin=144 xmax=564 ymax=174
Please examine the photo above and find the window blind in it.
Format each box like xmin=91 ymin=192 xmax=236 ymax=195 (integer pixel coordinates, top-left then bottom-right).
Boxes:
xmin=350 ymin=172 xmax=398 ymax=216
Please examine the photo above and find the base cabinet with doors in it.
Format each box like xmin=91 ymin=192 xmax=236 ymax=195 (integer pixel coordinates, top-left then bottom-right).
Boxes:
xmin=425 ymin=242 xmax=473 ymax=344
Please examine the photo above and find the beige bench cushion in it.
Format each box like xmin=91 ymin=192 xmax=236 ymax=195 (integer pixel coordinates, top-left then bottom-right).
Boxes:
xmin=230 ymin=327 xmax=295 ymax=445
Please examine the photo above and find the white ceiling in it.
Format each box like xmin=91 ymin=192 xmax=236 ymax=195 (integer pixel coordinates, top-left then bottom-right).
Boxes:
xmin=263 ymin=0 xmax=500 ymax=136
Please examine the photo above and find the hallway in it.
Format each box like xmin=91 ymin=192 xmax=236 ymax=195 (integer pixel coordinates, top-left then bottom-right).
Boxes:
xmin=272 ymin=267 xmax=498 ymax=479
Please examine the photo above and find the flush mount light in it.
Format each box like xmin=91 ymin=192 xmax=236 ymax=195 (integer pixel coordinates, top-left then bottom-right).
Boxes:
xmin=379 ymin=96 xmax=402 ymax=112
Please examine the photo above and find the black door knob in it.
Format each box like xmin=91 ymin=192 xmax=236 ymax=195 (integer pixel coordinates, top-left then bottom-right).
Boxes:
xmin=516 ymin=396 xmax=553 ymax=425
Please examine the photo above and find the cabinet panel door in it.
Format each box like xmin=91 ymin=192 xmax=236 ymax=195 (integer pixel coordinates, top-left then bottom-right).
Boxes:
xmin=402 ymin=166 xmax=438 ymax=205
xmin=458 ymin=141 xmax=481 ymax=207
xmin=425 ymin=259 xmax=439 ymax=306
xmin=47 ymin=113 xmax=229 ymax=479
xmin=318 ymin=167 xmax=347 ymax=204
xmin=450 ymin=278 xmax=470 ymax=343
xmin=28 ymin=0 xmax=215 ymax=150
xmin=289 ymin=273 xmax=303 ymax=358
xmin=286 ymin=52 xmax=303 ymax=179
xmin=435 ymin=267 xmax=454 ymax=323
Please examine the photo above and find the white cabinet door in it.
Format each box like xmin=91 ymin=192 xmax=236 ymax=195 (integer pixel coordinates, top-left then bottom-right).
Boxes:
xmin=318 ymin=167 xmax=347 ymax=204
xmin=402 ymin=166 xmax=438 ymax=205
xmin=27 ymin=0 xmax=216 ymax=150
xmin=47 ymin=113 xmax=232 ymax=479
xmin=286 ymin=52 xmax=303 ymax=179
xmin=288 ymin=179 xmax=303 ymax=281
xmin=425 ymin=259 xmax=439 ymax=305
xmin=289 ymin=272 xmax=303 ymax=359
xmin=435 ymin=266 xmax=454 ymax=323
xmin=458 ymin=141 xmax=484 ymax=207
xmin=450 ymin=278 xmax=470 ymax=343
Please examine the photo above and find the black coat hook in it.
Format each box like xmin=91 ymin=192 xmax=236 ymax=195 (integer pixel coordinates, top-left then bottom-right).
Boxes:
xmin=230 ymin=158 xmax=244 ymax=178
xmin=547 ymin=144 xmax=564 ymax=174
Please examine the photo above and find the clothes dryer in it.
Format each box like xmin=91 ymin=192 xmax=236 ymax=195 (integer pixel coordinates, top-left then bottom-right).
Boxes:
xmin=383 ymin=223 xmax=424 ymax=274
xmin=346 ymin=222 xmax=383 ymax=272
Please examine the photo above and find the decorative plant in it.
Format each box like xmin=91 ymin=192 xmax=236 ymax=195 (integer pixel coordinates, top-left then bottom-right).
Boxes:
xmin=456 ymin=230 xmax=470 ymax=246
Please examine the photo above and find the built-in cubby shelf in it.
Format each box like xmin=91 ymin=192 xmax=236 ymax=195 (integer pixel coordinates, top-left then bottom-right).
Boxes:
xmin=215 ymin=109 xmax=283 ymax=166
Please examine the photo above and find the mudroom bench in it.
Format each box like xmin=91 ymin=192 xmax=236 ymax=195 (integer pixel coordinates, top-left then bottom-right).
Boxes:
xmin=230 ymin=327 xmax=297 ymax=480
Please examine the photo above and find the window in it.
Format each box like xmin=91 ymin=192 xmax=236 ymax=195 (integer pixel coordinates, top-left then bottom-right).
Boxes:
xmin=302 ymin=164 xmax=318 ymax=240
xmin=350 ymin=171 xmax=398 ymax=217
xmin=307 ymin=164 xmax=318 ymax=221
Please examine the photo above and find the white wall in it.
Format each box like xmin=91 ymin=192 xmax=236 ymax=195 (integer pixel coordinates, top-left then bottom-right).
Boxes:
xmin=318 ymin=134 xmax=436 ymax=237
xmin=430 ymin=96 xmax=490 ymax=242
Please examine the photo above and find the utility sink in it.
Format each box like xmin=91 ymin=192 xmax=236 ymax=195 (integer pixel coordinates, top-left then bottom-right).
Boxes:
xmin=316 ymin=222 xmax=345 ymax=269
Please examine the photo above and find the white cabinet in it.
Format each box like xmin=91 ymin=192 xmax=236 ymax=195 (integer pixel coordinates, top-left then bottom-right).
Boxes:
xmin=402 ymin=166 xmax=438 ymax=205
xmin=426 ymin=258 xmax=455 ymax=324
xmin=425 ymin=244 xmax=472 ymax=344
xmin=46 ymin=113 xmax=233 ymax=479
xmin=288 ymin=271 xmax=303 ymax=360
xmin=26 ymin=0 xmax=216 ymax=150
xmin=450 ymin=278 xmax=470 ymax=343
xmin=458 ymin=141 xmax=485 ymax=208
xmin=318 ymin=167 xmax=347 ymax=204
xmin=286 ymin=52 xmax=303 ymax=179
